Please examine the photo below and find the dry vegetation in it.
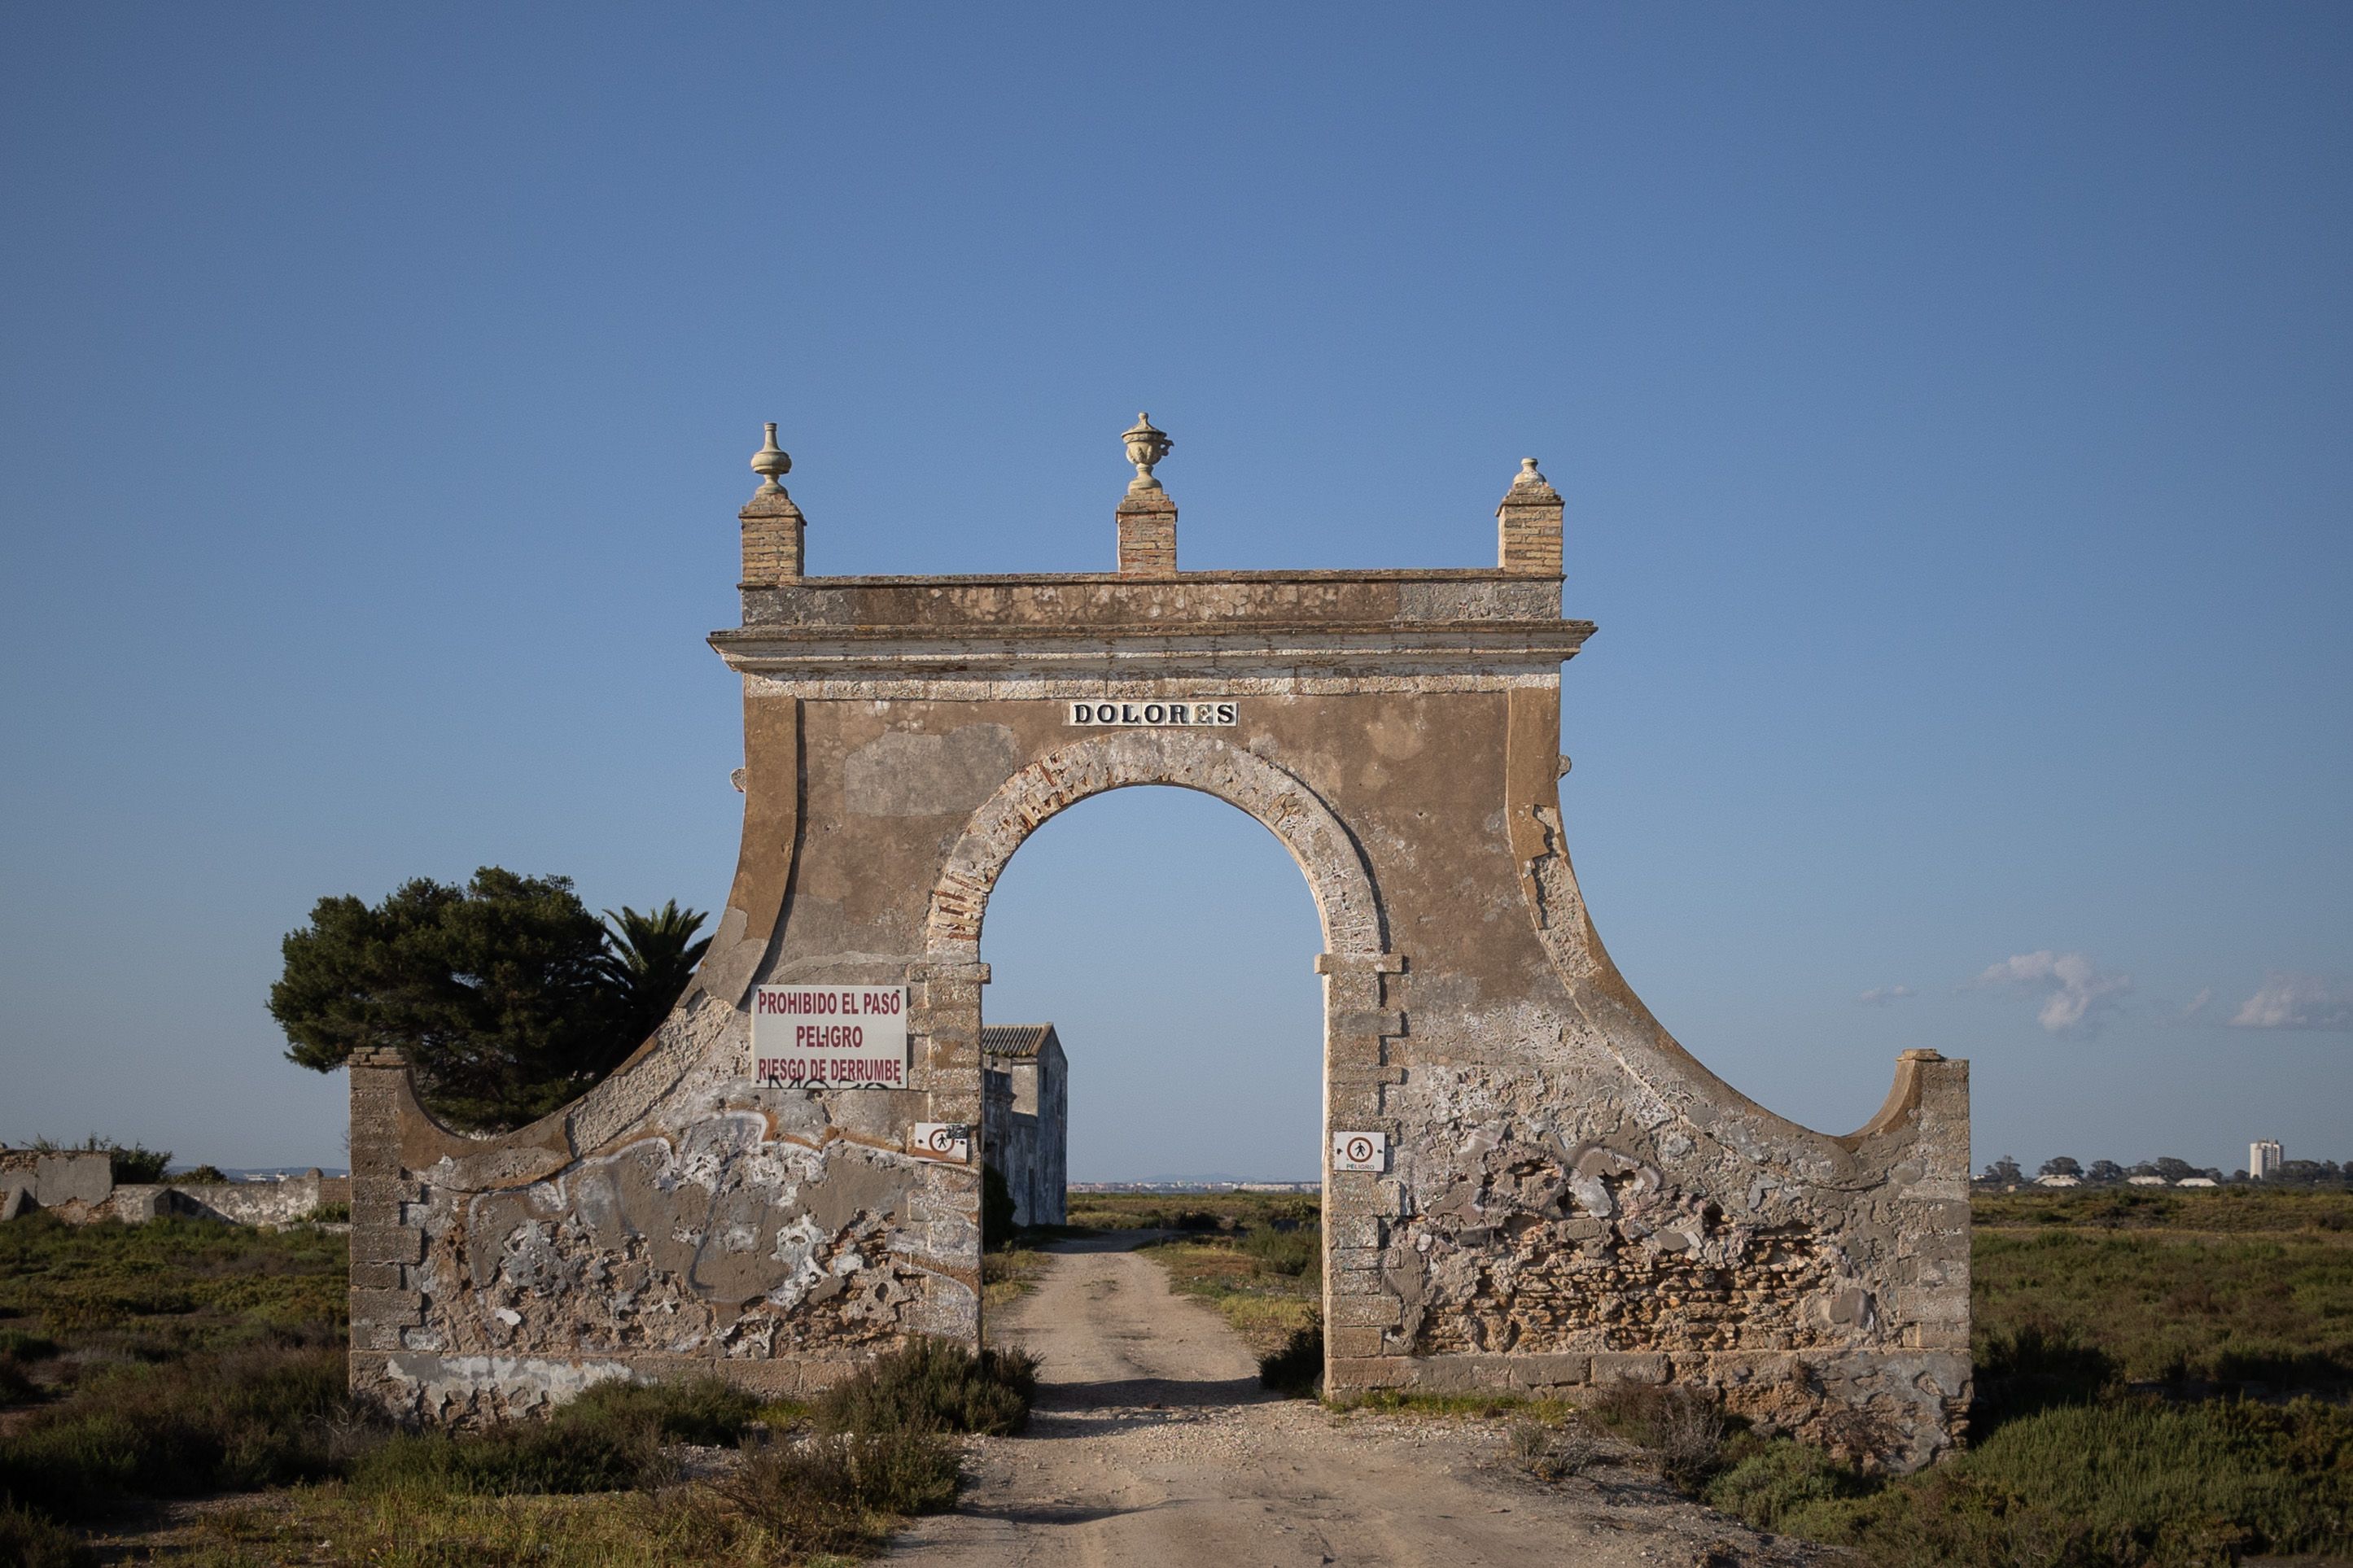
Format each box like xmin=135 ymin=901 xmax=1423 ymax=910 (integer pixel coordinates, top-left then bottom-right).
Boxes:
xmin=0 ymin=1212 xmax=1030 ymax=1566
xmin=7 ymin=1186 xmax=2349 ymax=1566
xmin=1699 ymin=1186 xmax=2353 ymax=1567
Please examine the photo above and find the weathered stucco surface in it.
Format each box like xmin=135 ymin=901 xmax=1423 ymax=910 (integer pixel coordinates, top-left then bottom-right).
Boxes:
xmin=349 ymin=456 xmax=1970 ymax=1466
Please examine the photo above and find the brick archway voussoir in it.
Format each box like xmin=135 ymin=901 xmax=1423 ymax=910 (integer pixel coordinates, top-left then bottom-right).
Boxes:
xmin=922 ymin=732 xmax=1384 ymax=970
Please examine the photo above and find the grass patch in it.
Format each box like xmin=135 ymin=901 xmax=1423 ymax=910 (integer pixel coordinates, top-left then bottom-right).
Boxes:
xmin=140 ymin=1483 xmax=868 ymax=1566
xmin=1327 ymin=1387 xmax=1544 ymax=1419
xmin=1707 ymin=1397 xmax=2353 ymax=1568
xmin=349 ymin=1375 xmax=769 ymax=1497
xmin=0 ymin=1345 xmax=348 ymax=1518
xmin=1066 ymin=1190 xmax=1317 ymax=1235
xmin=1139 ymin=1204 xmax=1323 ymax=1360
xmin=721 ymin=1428 xmax=960 ymax=1557
xmin=0 ymin=1500 xmax=90 ymax=1568
xmin=814 ymin=1338 xmax=1036 ymax=1438
xmin=1685 ymin=1188 xmax=2353 ymax=1567
xmin=0 ymin=1210 xmax=347 ymax=1357
xmin=982 ymin=1247 xmax=1047 ymax=1313
xmin=1974 ymin=1226 xmax=2353 ymax=1391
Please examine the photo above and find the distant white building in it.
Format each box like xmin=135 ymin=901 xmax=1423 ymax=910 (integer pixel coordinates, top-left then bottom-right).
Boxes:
xmin=2250 ymin=1139 xmax=2284 ymax=1180
xmin=2176 ymin=1177 xmax=2219 ymax=1188
xmin=2127 ymin=1175 xmax=2168 ymax=1186
xmin=2034 ymin=1173 xmax=2082 ymax=1187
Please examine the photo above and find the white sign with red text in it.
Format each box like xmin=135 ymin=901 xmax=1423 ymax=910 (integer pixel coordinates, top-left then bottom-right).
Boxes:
xmin=752 ymin=985 xmax=908 ymax=1089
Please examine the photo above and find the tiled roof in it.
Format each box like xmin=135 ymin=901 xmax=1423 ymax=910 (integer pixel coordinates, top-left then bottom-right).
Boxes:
xmin=980 ymin=1024 xmax=1056 ymax=1059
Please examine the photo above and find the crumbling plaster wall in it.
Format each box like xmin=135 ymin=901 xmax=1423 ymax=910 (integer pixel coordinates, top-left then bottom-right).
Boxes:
xmin=349 ymin=560 xmax=1967 ymax=1467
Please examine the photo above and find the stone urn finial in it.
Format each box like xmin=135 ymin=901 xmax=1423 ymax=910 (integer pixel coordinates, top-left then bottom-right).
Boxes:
xmin=1122 ymin=412 xmax=1173 ymax=495
xmin=751 ymin=422 xmax=792 ymax=494
xmin=1514 ymin=456 xmax=1547 ymax=489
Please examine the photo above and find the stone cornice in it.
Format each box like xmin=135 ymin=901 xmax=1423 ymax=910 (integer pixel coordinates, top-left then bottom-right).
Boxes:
xmin=708 ymin=617 xmax=1595 ymax=684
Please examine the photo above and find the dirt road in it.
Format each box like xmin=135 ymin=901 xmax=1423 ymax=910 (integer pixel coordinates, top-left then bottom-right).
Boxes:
xmin=890 ymin=1234 xmax=1816 ymax=1568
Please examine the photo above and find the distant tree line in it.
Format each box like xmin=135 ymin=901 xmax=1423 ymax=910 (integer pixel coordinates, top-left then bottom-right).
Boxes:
xmin=271 ymin=867 xmax=710 ymax=1133
xmin=1976 ymin=1153 xmax=2351 ymax=1188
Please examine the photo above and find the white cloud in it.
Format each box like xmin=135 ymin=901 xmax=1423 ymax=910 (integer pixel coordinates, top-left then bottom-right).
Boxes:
xmin=2183 ymin=987 xmax=2213 ymax=1019
xmin=2228 ymin=972 xmax=2353 ymax=1032
xmin=1973 ymin=950 xmax=2132 ymax=1038
xmin=1857 ymin=985 xmax=1915 ymax=1007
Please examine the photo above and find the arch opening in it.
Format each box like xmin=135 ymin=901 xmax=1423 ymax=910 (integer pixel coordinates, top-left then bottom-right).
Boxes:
xmin=982 ymin=784 xmax=1326 ymax=1189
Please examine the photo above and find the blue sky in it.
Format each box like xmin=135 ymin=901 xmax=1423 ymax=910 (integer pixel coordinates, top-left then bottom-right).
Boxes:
xmin=2 ymin=5 xmax=2346 ymax=1178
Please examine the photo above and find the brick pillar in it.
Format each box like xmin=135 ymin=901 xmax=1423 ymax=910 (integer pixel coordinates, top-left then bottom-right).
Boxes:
xmin=348 ymin=1048 xmax=427 ymax=1398
xmin=1496 ymin=458 xmax=1563 ymax=574
xmin=741 ymin=485 xmax=806 ymax=586
xmin=1116 ymin=490 xmax=1177 ymax=575
xmin=1317 ymin=950 xmax=1412 ymax=1386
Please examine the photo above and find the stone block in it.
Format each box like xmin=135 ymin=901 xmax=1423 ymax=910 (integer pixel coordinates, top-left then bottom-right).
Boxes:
xmin=1324 ymin=1356 xmax=1413 ymax=1390
xmin=1506 ymin=1353 xmax=1591 ymax=1390
xmin=1328 ymin=1294 xmax=1404 ymax=1329
xmin=349 ymin=1260 xmax=405 ymax=1291
xmin=1327 ymin=1325 xmax=1386 ymax=1358
xmin=353 ymin=1225 xmax=426 ymax=1264
xmin=36 ymin=1153 xmax=110 ymax=1208
xmin=1591 ymin=1352 xmax=1668 ymax=1384
xmin=1328 ymin=1267 xmax=1386 ymax=1296
xmin=351 ymin=1288 xmax=427 ymax=1328
xmin=0 ymin=1185 xmax=25 ymax=1222
xmin=1327 ymin=1213 xmax=1382 ymax=1251
xmin=1327 ymin=1246 xmax=1382 ymax=1272
xmin=1408 ymin=1354 xmax=1509 ymax=1393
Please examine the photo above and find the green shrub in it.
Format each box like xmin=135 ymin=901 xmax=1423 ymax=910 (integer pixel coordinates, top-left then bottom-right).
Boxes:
xmin=0 ymin=1502 xmax=90 ymax=1568
xmin=815 ymin=1339 xmax=1036 ymax=1437
xmin=1704 ymin=1439 xmax=1872 ymax=1532
xmin=0 ymin=1354 xmax=40 ymax=1404
xmin=1708 ymin=1399 xmax=2353 ymax=1568
xmin=721 ymin=1428 xmax=960 ymax=1555
xmin=345 ymin=1375 xmax=764 ymax=1497
xmin=304 ymin=1201 xmax=351 ymax=1224
xmin=0 ymin=1330 xmax=61 ymax=1363
xmin=1259 ymin=1317 xmax=1323 ymax=1395
xmin=560 ymin=1375 xmax=763 ymax=1447
xmin=1974 ymin=1321 xmax=2118 ymax=1422
xmin=0 ymin=1345 xmax=344 ymax=1518
xmin=1585 ymin=1382 xmax=1727 ymax=1492
xmin=348 ymin=1418 xmax=654 ymax=1497
xmin=1239 ymin=1223 xmax=1319 ymax=1279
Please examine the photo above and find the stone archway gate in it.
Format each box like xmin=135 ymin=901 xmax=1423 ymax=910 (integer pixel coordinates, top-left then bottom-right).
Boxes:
xmin=348 ymin=430 xmax=1970 ymax=1468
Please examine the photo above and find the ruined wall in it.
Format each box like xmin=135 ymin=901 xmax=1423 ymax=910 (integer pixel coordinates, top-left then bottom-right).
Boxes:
xmin=0 ymin=1152 xmax=349 ymax=1230
xmin=348 ymin=457 xmax=1968 ymax=1466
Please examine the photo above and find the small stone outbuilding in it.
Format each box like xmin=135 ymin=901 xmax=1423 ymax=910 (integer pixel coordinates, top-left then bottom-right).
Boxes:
xmin=980 ymin=1024 xmax=1068 ymax=1228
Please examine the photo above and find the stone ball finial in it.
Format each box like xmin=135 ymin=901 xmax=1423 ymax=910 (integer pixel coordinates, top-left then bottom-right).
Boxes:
xmin=1514 ymin=456 xmax=1547 ymax=489
xmin=751 ymin=422 xmax=792 ymax=493
xmin=1122 ymin=412 xmax=1174 ymax=495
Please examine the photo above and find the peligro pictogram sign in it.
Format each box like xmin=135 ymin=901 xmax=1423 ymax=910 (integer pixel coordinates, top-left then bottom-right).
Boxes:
xmin=1332 ymin=1129 xmax=1389 ymax=1173
xmin=751 ymin=985 xmax=908 ymax=1088
xmin=910 ymin=1123 xmax=971 ymax=1164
